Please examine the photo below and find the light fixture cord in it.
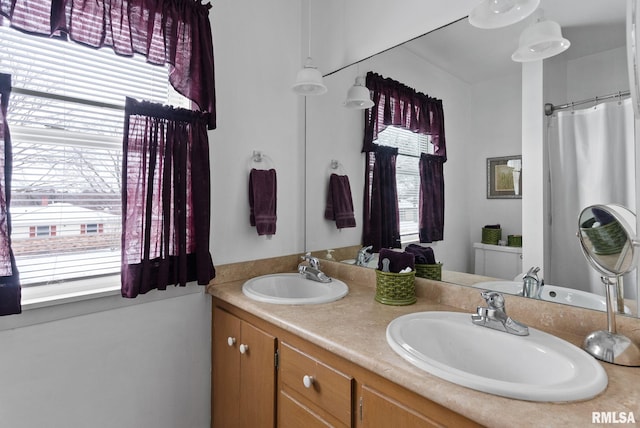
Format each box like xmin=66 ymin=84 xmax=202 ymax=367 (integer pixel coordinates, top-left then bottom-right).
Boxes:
xmin=307 ymin=0 xmax=312 ymax=58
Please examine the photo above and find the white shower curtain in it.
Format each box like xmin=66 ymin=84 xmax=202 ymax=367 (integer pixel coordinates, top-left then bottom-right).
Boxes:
xmin=547 ymin=98 xmax=636 ymax=299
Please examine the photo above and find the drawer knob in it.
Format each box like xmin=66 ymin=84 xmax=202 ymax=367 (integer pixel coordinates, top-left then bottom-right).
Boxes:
xmin=303 ymin=375 xmax=314 ymax=388
xmin=239 ymin=344 xmax=249 ymax=354
xmin=227 ymin=337 xmax=236 ymax=347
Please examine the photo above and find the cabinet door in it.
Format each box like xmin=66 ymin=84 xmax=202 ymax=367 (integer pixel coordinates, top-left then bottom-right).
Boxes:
xmin=212 ymin=307 xmax=277 ymax=428
xmin=212 ymin=307 xmax=241 ymax=427
xmin=359 ymin=384 xmax=479 ymax=428
xmin=239 ymin=320 xmax=277 ymax=428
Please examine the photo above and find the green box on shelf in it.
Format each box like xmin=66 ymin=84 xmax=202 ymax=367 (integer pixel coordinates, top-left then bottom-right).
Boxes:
xmin=482 ymin=227 xmax=502 ymax=245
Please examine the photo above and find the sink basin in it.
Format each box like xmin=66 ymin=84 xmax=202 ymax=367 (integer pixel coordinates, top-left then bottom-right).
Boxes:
xmin=341 ymin=259 xmax=378 ymax=268
xmin=242 ymin=273 xmax=348 ymax=305
xmin=471 ymin=281 xmax=630 ymax=313
xmin=386 ymin=311 xmax=607 ymax=402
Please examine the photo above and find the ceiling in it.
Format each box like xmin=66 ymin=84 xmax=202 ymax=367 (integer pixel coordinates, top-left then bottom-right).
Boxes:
xmin=402 ymin=0 xmax=627 ymax=84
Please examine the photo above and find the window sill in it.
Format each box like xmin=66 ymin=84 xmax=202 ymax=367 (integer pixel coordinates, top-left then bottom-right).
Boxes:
xmin=2 ymin=275 xmax=204 ymax=331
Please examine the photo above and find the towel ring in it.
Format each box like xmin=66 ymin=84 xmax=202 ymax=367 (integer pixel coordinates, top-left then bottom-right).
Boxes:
xmin=329 ymin=159 xmax=347 ymax=175
xmin=249 ymin=150 xmax=275 ymax=170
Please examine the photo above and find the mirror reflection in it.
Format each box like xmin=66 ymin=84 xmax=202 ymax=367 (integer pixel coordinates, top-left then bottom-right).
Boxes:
xmin=305 ymin=0 xmax=636 ymax=316
xmin=578 ymin=204 xmax=637 ymax=277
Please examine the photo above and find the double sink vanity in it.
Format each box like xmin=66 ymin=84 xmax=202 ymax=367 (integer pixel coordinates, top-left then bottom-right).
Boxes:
xmin=208 ymin=253 xmax=640 ymax=427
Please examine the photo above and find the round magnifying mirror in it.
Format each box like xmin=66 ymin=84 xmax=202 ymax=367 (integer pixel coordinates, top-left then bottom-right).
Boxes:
xmin=578 ymin=204 xmax=638 ymax=276
xmin=577 ymin=204 xmax=640 ymax=366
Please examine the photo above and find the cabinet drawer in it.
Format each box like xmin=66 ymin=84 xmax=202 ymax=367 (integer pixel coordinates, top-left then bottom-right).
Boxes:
xmin=279 ymin=341 xmax=353 ymax=426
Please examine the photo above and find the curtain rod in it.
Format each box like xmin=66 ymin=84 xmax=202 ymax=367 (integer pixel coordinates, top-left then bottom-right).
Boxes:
xmin=544 ymin=90 xmax=630 ymax=116
xmin=11 ymin=87 xmax=124 ymax=111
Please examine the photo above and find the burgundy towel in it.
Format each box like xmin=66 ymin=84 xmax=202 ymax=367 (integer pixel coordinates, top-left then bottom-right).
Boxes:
xmin=378 ymin=248 xmax=415 ymax=273
xmin=324 ymin=173 xmax=356 ymax=229
xmin=405 ymin=244 xmax=436 ymax=264
xmin=249 ymin=168 xmax=277 ymax=236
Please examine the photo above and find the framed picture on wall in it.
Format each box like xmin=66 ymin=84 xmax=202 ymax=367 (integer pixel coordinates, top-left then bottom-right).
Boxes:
xmin=487 ymin=155 xmax=522 ymax=199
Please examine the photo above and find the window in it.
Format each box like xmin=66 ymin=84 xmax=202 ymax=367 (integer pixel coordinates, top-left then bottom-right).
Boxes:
xmin=82 ymin=224 xmax=102 ymax=234
xmin=1 ymin=23 xmax=189 ymax=287
xmin=375 ymin=126 xmax=433 ymax=241
xmin=29 ymin=225 xmax=55 ymax=237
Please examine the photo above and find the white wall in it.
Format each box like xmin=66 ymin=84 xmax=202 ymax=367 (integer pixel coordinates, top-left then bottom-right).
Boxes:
xmin=209 ymin=0 xmax=305 ymax=265
xmin=0 ymin=292 xmax=211 ymax=428
xmin=467 ymin=72 xmax=523 ymax=272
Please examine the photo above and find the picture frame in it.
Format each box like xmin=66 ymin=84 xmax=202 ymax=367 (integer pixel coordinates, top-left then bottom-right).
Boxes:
xmin=487 ymin=155 xmax=522 ymax=199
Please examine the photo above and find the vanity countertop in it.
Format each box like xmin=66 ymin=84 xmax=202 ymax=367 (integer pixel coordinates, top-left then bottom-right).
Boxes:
xmin=207 ymin=260 xmax=640 ymax=428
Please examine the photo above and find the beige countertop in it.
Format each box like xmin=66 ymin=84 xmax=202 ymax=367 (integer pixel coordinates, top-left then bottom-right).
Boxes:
xmin=207 ymin=258 xmax=640 ymax=428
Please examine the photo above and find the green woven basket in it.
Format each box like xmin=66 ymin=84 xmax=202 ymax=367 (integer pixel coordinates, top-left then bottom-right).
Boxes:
xmin=580 ymin=218 xmax=627 ymax=255
xmin=482 ymin=227 xmax=502 ymax=245
xmin=375 ymin=270 xmax=416 ymax=306
xmin=507 ymin=234 xmax=522 ymax=247
xmin=415 ymin=263 xmax=442 ymax=281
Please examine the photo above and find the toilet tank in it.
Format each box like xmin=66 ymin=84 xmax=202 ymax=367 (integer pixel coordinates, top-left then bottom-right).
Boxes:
xmin=474 ymin=243 xmax=523 ymax=280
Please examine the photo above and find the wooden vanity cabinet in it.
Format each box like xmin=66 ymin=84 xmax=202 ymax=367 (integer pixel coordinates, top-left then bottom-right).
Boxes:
xmin=212 ymin=306 xmax=277 ymax=428
xmin=211 ymin=299 xmax=480 ymax=428
xmin=278 ymin=341 xmax=353 ymax=427
xmin=356 ymin=383 xmax=482 ymax=428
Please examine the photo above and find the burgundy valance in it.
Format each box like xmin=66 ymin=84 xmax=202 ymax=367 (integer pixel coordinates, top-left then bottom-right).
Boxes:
xmin=0 ymin=0 xmax=216 ymax=129
xmin=363 ymin=72 xmax=446 ymax=160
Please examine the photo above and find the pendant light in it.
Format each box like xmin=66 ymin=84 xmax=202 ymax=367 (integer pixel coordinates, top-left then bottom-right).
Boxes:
xmin=469 ymin=0 xmax=540 ymax=29
xmin=344 ymin=76 xmax=374 ymax=109
xmin=511 ymin=10 xmax=570 ymax=62
xmin=292 ymin=0 xmax=327 ymax=96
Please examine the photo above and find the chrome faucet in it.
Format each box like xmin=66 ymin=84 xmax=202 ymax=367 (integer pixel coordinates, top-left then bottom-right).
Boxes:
xmin=298 ymin=253 xmax=332 ymax=283
xmin=471 ymin=291 xmax=529 ymax=336
xmin=355 ymin=245 xmax=374 ymax=266
xmin=522 ymin=266 xmax=544 ymax=299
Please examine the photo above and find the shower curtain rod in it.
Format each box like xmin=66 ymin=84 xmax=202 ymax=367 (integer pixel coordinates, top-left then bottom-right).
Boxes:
xmin=544 ymin=89 xmax=630 ymax=116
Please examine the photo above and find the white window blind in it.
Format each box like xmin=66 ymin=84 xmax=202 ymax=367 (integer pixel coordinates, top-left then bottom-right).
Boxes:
xmin=376 ymin=126 xmax=433 ymax=240
xmin=1 ymin=23 xmax=189 ymax=286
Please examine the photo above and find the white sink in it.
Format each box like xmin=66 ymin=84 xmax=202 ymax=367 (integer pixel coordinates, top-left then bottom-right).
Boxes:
xmin=386 ymin=311 xmax=607 ymax=402
xmin=341 ymin=259 xmax=378 ymax=268
xmin=341 ymin=256 xmax=379 ymax=268
xmin=242 ymin=273 xmax=348 ymax=305
xmin=471 ymin=281 xmax=630 ymax=313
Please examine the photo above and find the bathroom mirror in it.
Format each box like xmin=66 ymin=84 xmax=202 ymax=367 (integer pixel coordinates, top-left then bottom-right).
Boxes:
xmin=305 ymin=0 xmax=636 ymax=315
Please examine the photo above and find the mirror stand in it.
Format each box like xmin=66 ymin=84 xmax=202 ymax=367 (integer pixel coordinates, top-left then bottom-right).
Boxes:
xmin=583 ymin=276 xmax=640 ymax=366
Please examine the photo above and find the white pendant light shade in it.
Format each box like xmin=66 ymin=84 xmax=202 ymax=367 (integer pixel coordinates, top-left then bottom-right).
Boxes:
xmin=293 ymin=57 xmax=327 ymax=96
xmin=344 ymin=76 xmax=374 ymax=109
xmin=511 ymin=19 xmax=570 ymax=62
xmin=469 ymin=0 xmax=540 ymax=29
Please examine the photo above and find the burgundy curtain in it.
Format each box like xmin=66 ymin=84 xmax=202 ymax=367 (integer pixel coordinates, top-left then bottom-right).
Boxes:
xmin=363 ymin=146 xmax=401 ymax=252
xmin=0 ymin=0 xmax=216 ymax=129
xmin=0 ymin=73 xmax=21 ymax=315
xmin=362 ymin=72 xmax=447 ymax=245
xmin=363 ymin=72 xmax=446 ymax=160
xmin=122 ymin=97 xmax=215 ymax=298
xmin=419 ymin=153 xmax=445 ymax=243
